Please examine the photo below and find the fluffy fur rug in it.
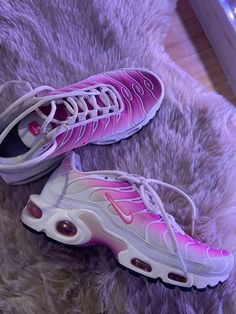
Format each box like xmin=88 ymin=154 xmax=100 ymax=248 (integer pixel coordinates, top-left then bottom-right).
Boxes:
xmin=0 ymin=0 xmax=236 ymax=313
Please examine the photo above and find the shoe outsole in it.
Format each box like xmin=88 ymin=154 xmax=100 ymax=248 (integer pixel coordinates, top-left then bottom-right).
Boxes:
xmin=21 ymin=199 xmax=230 ymax=291
xmin=22 ymin=222 xmax=226 ymax=291
xmin=1 ymin=157 xmax=63 ymax=185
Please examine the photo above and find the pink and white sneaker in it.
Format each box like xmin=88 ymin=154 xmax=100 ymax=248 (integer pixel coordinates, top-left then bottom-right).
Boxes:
xmin=21 ymin=152 xmax=234 ymax=289
xmin=0 ymin=68 xmax=164 ymax=184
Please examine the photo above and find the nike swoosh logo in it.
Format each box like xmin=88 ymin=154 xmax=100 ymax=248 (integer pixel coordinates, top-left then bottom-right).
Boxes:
xmin=104 ymin=192 xmax=133 ymax=224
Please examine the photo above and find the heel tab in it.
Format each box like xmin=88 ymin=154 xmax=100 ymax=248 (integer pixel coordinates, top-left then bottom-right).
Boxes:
xmin=59 ymin=151 xmax=82 ymax=172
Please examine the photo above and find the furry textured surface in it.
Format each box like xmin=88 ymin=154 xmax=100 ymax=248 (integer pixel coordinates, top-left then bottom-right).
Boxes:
xmin=0 ymin=0 xmax=236 ymax=313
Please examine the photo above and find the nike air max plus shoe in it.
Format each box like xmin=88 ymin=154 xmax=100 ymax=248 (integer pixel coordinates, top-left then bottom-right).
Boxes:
xmin=0 ymin=68 xmax=164 ymax=184
xmin=21 ymin=152 xmax=234 ymax=289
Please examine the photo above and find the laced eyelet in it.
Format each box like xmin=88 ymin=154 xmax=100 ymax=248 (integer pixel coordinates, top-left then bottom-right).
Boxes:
xmin=116 ymin=113 xmax=121 ymax=121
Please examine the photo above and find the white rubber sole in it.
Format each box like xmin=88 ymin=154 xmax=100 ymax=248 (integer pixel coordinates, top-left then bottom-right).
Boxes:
xmin=92 ymin=69 xmax=164 ymax=145
xmin=0 ymin=155 xmax=63 ymax=185
xmin=21 ymin=197 xmax=231 ymax=290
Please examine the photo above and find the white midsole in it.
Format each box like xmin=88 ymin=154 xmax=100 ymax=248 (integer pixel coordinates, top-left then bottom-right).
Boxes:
xmin=0 ymin=155 xmax=63 ymax=185
xmin=21 ymin=196 xmax=230 ymax=289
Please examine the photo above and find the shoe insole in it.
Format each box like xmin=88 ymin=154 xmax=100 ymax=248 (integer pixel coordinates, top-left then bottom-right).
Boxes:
xmin=0 ymin=124 xmax=29 ymax=157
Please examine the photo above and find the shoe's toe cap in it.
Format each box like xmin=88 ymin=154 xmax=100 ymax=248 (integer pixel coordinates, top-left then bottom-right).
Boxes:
xmin=201 ymin=251 xmax=234 ymax=277
xmin=124 ymin=68 xmax=164 ymax=121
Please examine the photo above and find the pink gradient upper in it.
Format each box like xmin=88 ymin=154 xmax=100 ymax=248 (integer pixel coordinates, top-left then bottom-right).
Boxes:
xmin=69 ymin=172 xmax=229 ymax=262
xmin=46 ymin=153 xmax=230 ymax=263
xmin=41 ymin=68 xmax=163 ymax=156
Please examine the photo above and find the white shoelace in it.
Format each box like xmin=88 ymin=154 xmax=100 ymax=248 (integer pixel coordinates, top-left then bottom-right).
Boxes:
xmin=0 ymin=80 xmax=123 ymax=146
xmin=115 ymin=172 xmax=198 ymax=273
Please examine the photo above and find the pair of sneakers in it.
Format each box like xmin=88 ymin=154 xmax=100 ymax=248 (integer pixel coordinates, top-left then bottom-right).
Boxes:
xmin=0 ymin=68 xmax=233 ymax=289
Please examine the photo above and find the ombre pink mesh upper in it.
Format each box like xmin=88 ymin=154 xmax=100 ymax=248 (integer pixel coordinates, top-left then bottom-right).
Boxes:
xmin=43 ymin=69 xmax=163 ymax=156
xmin=47 ymin=159 xmax=231 ymax=264
xmin=87 ymin=176 xmax=230 ymax=262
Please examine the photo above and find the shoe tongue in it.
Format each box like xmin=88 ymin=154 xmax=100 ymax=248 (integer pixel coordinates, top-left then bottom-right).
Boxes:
xmin=18 ymin=112 xmax=52 ymax=148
